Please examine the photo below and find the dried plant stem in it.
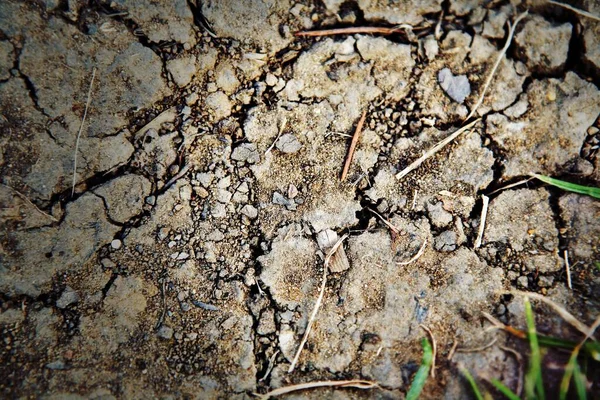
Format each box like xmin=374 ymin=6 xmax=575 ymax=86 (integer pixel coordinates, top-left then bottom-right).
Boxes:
xmin=511 ymin=291 xmax=592 ymax=336
xmin=488 ymin=177 xmax=533 ymax=195
xmin=1 ymin=183 xmax=58 ymax=222
xmin=341 ymin=110 xmax=367 ymax=181
xmin=255 ymin=379 xmax=378 ymax=399
xmin=71 ymin=67 xmax=97 ymax=197
xmin=288 ymin=234 xmax=348 ymax=373
xmin=295 ymin=25 xmax=412 ymax=37
xmin=420 ymin=324 xmax=437 ymax=378
xmin=474 ymin=194 xmax=489 ymax=248
xmin=397 ymin=238 xmax=428 ymax=265
xmin=466 ymin=11 xmax=528 ymax=121
xmin=564 ymin=250 xmax=572 ymax=290
xmin=266 ymin=117 xmax=287 ymax=154
xmin=547 ymin=0 xmax=600 ymax=22
xmin=456 ymin=337 xmax=498 ymax=353
xmin=395 ymin=118 xmax=480 ymax=180
xmin=369 ymin=208 xmax=402 ymax=234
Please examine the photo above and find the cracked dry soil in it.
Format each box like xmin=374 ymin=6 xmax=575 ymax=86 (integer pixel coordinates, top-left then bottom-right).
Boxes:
xmin=1 ymin=0 xmax=599 ymax=398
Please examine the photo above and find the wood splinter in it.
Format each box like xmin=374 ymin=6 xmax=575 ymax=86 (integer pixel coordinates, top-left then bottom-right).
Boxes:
xmin=341 ymin=110 xmax=367 ymax=182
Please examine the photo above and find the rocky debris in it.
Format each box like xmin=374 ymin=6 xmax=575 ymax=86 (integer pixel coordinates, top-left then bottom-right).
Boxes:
xmin=93 ymin=175 xmax=151 ymax=224
xmin=241 ymin=204 xmax=258 ymax=219
xmin=166 ymin=56 xmax=197 ymax=87
xmin=487 ymin=73 xmax=600 ymax=178
xmin=205 ymin=91 xmax=232 ymax=121
xmin=515 ymin=15 xmax=572 ymax=74
xmin=56 ymin=286 xmax=80 ymax=309
xmin=581 ymin=2 xmax=600 ymax=75
xmin=201 ymin=0 xmax=292 ymax=53
xmin=357 ymin=0 xmax=442 ymax=26
xmin=434 ymin=230 xmax=458 ymax=252
xmin=482 ymin=6 xmax=510 ymax=39
xmin=275 ymin=134 xmax=302 ymax=154
xmin=157 ymin=325 xmax=174 ymax=340
xmin=215 ymin=62 xmax=241 ymax=94
xmin=106 ymin=0 xmax=196 ymax=45
xmin=438 ymin=68 xmax=471 ymax=104
xmin=427 ymin=201 xmax=453 ymax=227
xmin=231 ymin=143 xmax=260 ymax=164
xmin=559 ymin=193 xmax=600 ymax=261
xmin=0 ymin=193 xmax=119 ymax=296
xmin=356 ymin=36 xmax=415 ymax=101
xmin=133 ymin=130 xmax=177 ymax=180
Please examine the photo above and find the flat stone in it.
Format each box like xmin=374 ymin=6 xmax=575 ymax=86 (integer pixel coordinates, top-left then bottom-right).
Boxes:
xmin=438 ymin=68 xmax=471 ymax=104
xmin=276 ymin=134 xmax=302 ymax=153
xmin=166 ymin=56 xmax=197 ymax=87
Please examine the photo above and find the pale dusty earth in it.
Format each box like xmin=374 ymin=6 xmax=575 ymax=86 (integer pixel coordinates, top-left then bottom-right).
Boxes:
xmin=1 ymin=0 xmax=600 ymax=399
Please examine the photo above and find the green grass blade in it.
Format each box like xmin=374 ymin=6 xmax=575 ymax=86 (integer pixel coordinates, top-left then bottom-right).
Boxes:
xmin=572 ymin=362 xmax=587 ymax=400
xmin=595 ymin=262 xmax=600 ymax=272
xmin=490 ymin=378 xmax=520 ymax=400
xmin=460 ymin=368 xmax=484 ymax=400
xmin=559 ymin=348 xmax=579 ymax=400
xmin=524 ymin=297 xmax=545 ymax=400
xmin=534 ymin=334 xmax=600 ymax=361
xmin=531 ymin=173 xmax=600 ymax=199
xmin=406 ymin=338 xmax=433 ymax=400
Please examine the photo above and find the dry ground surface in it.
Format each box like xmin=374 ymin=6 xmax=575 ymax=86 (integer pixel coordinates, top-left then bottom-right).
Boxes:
xmin=1 ymin=0 xmax=600 ymax=398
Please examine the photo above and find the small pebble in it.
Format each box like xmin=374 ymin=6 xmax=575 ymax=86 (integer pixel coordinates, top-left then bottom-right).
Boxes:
xmin=111 ymin=239 xmax=122 ymax=250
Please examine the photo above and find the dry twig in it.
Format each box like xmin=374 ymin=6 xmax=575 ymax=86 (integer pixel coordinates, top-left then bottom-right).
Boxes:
xmin=474 ymin=194 xmax=489 ymax=248
xmin=71 ymin=67 xmax=97 ymax=197
xmin=341 ymin=110 xmax=367 ymax=181
xmin=447 ymin=339 xmax=459 ymax=361
xmin=395 ymin=118 xmax=480 ymax=180
xmin=265 ymin=117 xmax=287 ymax=154
xmin=488 ymin=177 xmax=533 ymax=195
xmin=288 ymin=234 xmax=349 ymax=373
xmin=420 ymin=324 xmax=437 ymax=378
xmin=547 ymin=0 xmax=600 ymax=21
xmin=255 ymin=379 xmax=378 ymax=399
xmin=466 ymin=11 xmax=528 ymax=120
xmin=456 ymin=337 xmax=498 ymax=353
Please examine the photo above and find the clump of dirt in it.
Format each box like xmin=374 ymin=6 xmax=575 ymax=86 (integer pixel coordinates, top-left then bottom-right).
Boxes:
xmin=1 ymin=0 xmax=599 ymax=398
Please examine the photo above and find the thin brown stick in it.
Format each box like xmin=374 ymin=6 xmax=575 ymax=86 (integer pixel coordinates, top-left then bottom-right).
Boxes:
xmin=395 ymin=118 xmax=480 ymax=180
xmin=420 ymin=324 xmax=437 ymax=378
xmin=369 ymin=208 xmax=401 ymax=234
xmin=341 ymin=110 xmax=367 ymax=181
xmin=547 ymin=0 xmax=600 ymax=21
xmin=254 ymin=379 xmax=378 ymax=399
xmin=1 ymin=183 xmax=58 ymax=222
xmin=295 ymin=25 xmax=411 ymax=37
xmin=163 ymin=163 xmax=191 ymax=191
xmin=72 ymin=67 xmax=97 ymax=197
xmin=288 ymin=234 xmax=349 ymax=373
xmin=465 ymin=11 xmax=528 ymax=120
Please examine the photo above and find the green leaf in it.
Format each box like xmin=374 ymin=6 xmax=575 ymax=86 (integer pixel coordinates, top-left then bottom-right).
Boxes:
xmin=406 ymin=338 xmax=433 ymax=400
xmin=531 ymin=173 xmax=600 ymax=199
xmin=524 ymin=297 xmax=545 ymax=400
xmin=490 ymin=378 xmax=520 ymax=400
xmin=572 ymin=362 xmax=587 ymax=400
xmin=460 ymin=368 xmax=484 ymax=400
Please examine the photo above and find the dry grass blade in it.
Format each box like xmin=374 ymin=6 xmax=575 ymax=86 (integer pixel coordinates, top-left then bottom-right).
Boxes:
xmin=255 ymin=379 xmax=378 ymax=399
xmin=512 ymin=291 xmax=592 ymax=337
xmin=288 ymin=234 xmax=349 ymax=373
xmin=341 ymin=110 xmax=367 ymax=181
xmin=295 ymin=26 xmax=411 ymax=37
xmin=369 ymin=208 xmax=401 ymax=234
xmin=259 ymin=350 xmax=280 ymax=382
xmin=474 ymin=194 xmax=489 ymax=248
xmin=397 ymin=238 xmax=428 ymax=265
xmin=547 ymin=0 xmax=600 ymax=21
xmin=163 ymin=163 xmax=191 ymax=191
xmin=456 ymin=337 xmax=498 ymax=353
xmin=265 ymin=117 xmax=287 ymax=154
xmin=395 ymin=118 xmax=480 ymax=180
xmin=420 ymin=325 xmax=437 ymax=378
xmin=465 ymin=11 xmax=528 ymax=121
xmin=564 ymin=250 xmax=572 ymax=290
xmin=72 ymin=67 xmax=97 ymax=197
xmin=1 ymin=183 xmax=58 ymax=222
xmin=488 ymin=177 xmax=533 ymax=195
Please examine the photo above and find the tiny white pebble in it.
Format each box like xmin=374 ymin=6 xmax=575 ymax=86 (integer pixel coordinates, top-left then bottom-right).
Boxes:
xmin=111 ymin=239 xmax=122 ymax=250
